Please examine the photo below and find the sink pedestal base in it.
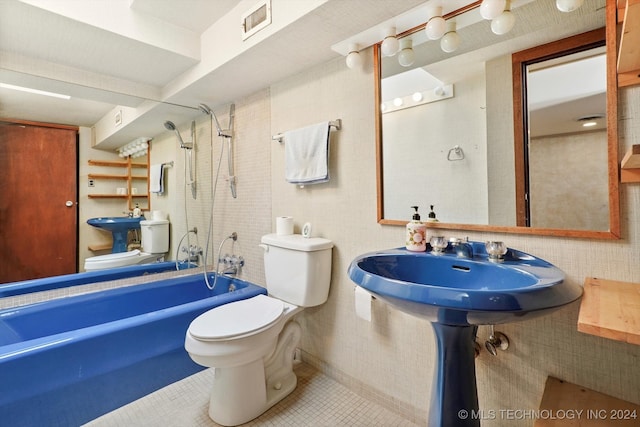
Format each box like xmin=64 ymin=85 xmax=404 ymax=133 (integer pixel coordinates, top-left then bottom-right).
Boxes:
xmin=429 ymin=323 xmax=479 ymax=427
xmin=111 ymin=230 xmax=129 ymax=253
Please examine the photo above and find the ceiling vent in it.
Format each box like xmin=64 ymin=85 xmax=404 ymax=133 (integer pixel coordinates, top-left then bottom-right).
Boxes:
xmin=241 ymin=0 xmax=271 ymax=41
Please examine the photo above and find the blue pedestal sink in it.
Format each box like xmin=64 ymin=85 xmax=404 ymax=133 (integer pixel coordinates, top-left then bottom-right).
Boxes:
xmin=87 ymin=217 xmax=143 ymax=253
xmin=348 ymin=241 xmax=582 ymax=427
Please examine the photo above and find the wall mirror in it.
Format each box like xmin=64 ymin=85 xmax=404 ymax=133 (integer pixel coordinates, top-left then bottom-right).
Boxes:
xmin=375 ymin=0 xmax=620 ymax=239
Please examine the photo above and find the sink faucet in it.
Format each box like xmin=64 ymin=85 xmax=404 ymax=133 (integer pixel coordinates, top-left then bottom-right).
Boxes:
xmin=449 ymin=237 xmax=473 ymax=258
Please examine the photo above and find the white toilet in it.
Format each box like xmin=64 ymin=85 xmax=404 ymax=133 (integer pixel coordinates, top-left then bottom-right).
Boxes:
xmin=184 ymin=233 xmax=333 ymax=426
xmin=84 ymin=219 xmax=170 ymax=271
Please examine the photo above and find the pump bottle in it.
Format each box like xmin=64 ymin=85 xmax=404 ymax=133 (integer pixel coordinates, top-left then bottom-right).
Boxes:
xmin=406 ymin=206 xmax=427 ymax=252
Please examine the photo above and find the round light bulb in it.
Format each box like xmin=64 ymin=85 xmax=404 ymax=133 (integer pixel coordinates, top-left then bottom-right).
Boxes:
xmin=393 ymin=97 xmax=403 ymax=107
xmin=346 ymin=51 xmax=363 ymax=70
xmin=440 ymin=21 xmax=460 ymax=53
xmin=398 ymin=49 xmax=414 ymax=67
xmin=382 ymin=36 xmax=399 ymax=56
xmin=397 ymin=38 xmax=414 ymax=67
xmin=412 ymin=92 xmax=423 ymax=102
xmin=556 ymin=0 xmax=584 ymax=12
xmin=426 ymin=16 xmax=446 ymax=40
xmin=491 ymin=10 xmax=515 ymax=35
xmin=346 ymin=43 xmax=363 ymax=70
xmin=480 ymin=0 xmax=506 ymax=20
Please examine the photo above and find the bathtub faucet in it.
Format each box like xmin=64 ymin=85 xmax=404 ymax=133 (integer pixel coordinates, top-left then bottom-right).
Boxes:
xmin=219 ymin=254 xmax=244 ymax=275
xmin=182 ymin=245 xmax=202 ymax=265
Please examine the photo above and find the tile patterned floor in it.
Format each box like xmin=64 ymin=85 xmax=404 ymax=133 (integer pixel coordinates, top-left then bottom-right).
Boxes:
xmin=85 ymin=363 xmax=419 ymax=427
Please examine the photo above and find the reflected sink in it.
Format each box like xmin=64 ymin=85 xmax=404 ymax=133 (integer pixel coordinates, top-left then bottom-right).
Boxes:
xmin=87 ymin=217 xmax=143 ymax=253
xmin=348 ymin=242 xmax=581 ymax=325
xmin=348 ymin=242 xmax=582 ymax=427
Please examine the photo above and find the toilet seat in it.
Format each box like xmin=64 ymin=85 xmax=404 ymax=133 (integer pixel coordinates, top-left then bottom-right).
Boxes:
xmin=83 ymin=250 xmax=158 ymax=271
xmin=189 ymin=294 xmax=285 ymax=341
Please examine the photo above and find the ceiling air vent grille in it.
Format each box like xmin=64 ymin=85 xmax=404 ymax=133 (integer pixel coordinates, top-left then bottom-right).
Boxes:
xmin=241 ymin=0 xmax=271 ymax=41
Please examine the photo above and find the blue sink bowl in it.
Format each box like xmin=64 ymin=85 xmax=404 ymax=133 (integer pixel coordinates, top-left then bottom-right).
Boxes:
xmin=348 ymin=242 xmax=581 ymax=325
xmin=87 ymin=217 xmax=143 ymax=253
xmin=348 ymin=241 xmax=581 ymax=426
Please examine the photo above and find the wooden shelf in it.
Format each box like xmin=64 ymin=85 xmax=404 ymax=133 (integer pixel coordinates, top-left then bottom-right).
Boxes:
xmin=88 ymin=159 xmax=147 ymax=168
xmin=88 ymin=173 xmax=129 ymax=180
xmin=87 ymin=152 xmax=150 ymax=210
xmin=87 ymin=194 xmax=129 ymax=199
xmin=578 ymin=277 xmax=640 ymax=345
xmin=618 ymin=0 xmax=640 ymax=87
xmin=535 ymin=377 xmax=640 ymax=426
xmin=620 ymin=145 xmax=640 ymax=183
xmin=621 ymin=144 xmax=640 ymax=168
xmin=88 ymin=243 xmax=112 ymax=251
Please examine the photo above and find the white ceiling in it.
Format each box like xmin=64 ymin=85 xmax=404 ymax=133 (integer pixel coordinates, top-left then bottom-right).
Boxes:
xmin=0 ymin=0 xmax=427 ymax=149
xmin=0 ymin=0 xmax=607 ymax=148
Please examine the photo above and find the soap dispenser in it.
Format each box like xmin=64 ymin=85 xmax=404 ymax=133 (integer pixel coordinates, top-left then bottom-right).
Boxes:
xmin=426 ymin=205 xmax=439 ymax=223
xmin=406 ymin=206 xmax=427 ymax=252
xmin=132 ymin=203 xmax=142 ymax=218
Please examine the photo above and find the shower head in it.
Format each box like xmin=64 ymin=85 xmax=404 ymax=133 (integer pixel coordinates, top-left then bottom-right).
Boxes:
xmin=197 ymin=103 xmax=226 ymax=137
xmin=164 ymin=120 xmax=190 ymax=148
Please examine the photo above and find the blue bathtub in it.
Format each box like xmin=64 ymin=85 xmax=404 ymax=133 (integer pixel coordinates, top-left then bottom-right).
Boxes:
xmin=0 ymin=261 xmax=196 ymax=297
xmin=0 ymin=273 xmax=267 ymax=426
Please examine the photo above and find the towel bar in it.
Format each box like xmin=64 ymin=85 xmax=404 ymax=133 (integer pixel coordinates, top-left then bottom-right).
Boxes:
xmin=272 ymin=119 xmax=341 ymax=143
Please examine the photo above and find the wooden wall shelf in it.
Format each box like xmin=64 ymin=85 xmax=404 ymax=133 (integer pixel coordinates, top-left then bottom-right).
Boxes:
xmin=88 ymin=243 xmax=112 ymax=252
xmin=618 ymin=0 xmax=640 ymax=88
xmin=87 ymin=149 xmax=150 ymax=210
xmin=578 ymin=277 xmax=640 ymax=345
xmin=88 ymin=159 xmax=147 ymax=168
xmin=621 ymin=145 xmax=640 ymax=182
xmin=535 ymin=377 xmax=639 ymax=426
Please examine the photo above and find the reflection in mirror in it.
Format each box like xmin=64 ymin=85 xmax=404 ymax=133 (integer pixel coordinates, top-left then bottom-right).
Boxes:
xmin=514 ymin=31 xmax=607 ymax=230
xmin=376 ymin=0 xmax=619 ymax=239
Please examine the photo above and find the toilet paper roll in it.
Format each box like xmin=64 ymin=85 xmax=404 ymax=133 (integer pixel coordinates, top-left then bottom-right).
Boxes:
xmin=276 ymin=216 xmax=294 ymax=235
xmin=354 ymin=286 xmax=372 ymax=322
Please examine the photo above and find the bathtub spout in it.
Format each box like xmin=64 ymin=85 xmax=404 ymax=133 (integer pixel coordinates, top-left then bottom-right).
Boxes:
xmin=219 ymin=254 xmax=244 ymax=276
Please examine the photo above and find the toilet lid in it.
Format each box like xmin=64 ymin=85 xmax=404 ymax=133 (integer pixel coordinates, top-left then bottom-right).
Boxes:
xmin=189 ymin=294 xmax=284 ymax=340
xmin=84 ymin=250 xmax=148 ymax=271
xmin=86 ymin=250 xmax=141 ymax=262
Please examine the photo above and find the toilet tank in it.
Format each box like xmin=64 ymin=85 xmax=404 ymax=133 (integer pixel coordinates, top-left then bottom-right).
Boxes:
xmin=140 ymin=219 xmax=169 ymax=254
xmin=261 ymin=234 xmax=333 ymax=307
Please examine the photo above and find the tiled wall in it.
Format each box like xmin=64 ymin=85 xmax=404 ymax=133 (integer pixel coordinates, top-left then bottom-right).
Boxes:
xmin=270 ymin=53 xmax=640 ymax=426
xmin=148 ymin=89 xmax=272 ymax=287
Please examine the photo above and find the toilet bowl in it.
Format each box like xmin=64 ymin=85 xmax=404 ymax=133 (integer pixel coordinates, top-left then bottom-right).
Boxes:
xmin=185 ymin=294 xmax=303 ymax=426
xmin=185 ymin=233 xmax=333 ymax=426
xmin=84 ymin=218 xmax=169 ymax=271
xmin=83 ymin=250 xmax=163 ymax=271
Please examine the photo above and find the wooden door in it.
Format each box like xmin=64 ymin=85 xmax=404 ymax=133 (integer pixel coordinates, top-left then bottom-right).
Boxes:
xmin=0 ymin=121 xmax=78 ymax=283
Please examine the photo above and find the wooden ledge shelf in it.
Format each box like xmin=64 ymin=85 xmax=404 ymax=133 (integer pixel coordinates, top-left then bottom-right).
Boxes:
xmin=535 ymin=377 xmax=640 ymax=426
xmin=621 ymin=145 xmax=640 ymax=183
xmin=578 ymin=277 xmax=640 ymax=345
xmin=88 ymin=159 xmax=147 ymax=168
xmin=618 ymin=0 xmax=640 ymax=88
xmin=88 ymin=243 xmax=112 ymax=252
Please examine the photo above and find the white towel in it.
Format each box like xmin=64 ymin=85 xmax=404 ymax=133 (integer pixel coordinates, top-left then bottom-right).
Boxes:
xmin=150 ymin=163 xmax=164 ymax=194
xmin=284 ymin=121 xmax=330 ymax=184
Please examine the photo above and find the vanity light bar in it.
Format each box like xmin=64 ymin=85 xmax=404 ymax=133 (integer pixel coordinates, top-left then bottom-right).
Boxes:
xmin=0 ymin=83 xmax=71 ymax=100
xmin=381 ymin=84 xmax=454 ymax=114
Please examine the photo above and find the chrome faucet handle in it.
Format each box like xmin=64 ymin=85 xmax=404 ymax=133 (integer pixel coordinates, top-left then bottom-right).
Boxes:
xmin=485 ymin=241 xmax=507 ymax=262
xmin=430 ymin=236 xmax=448 ymax=254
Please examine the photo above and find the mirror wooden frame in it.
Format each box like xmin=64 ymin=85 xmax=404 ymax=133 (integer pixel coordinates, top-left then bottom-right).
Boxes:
xmin=375 ymin=0 xmax=620 ymax=239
